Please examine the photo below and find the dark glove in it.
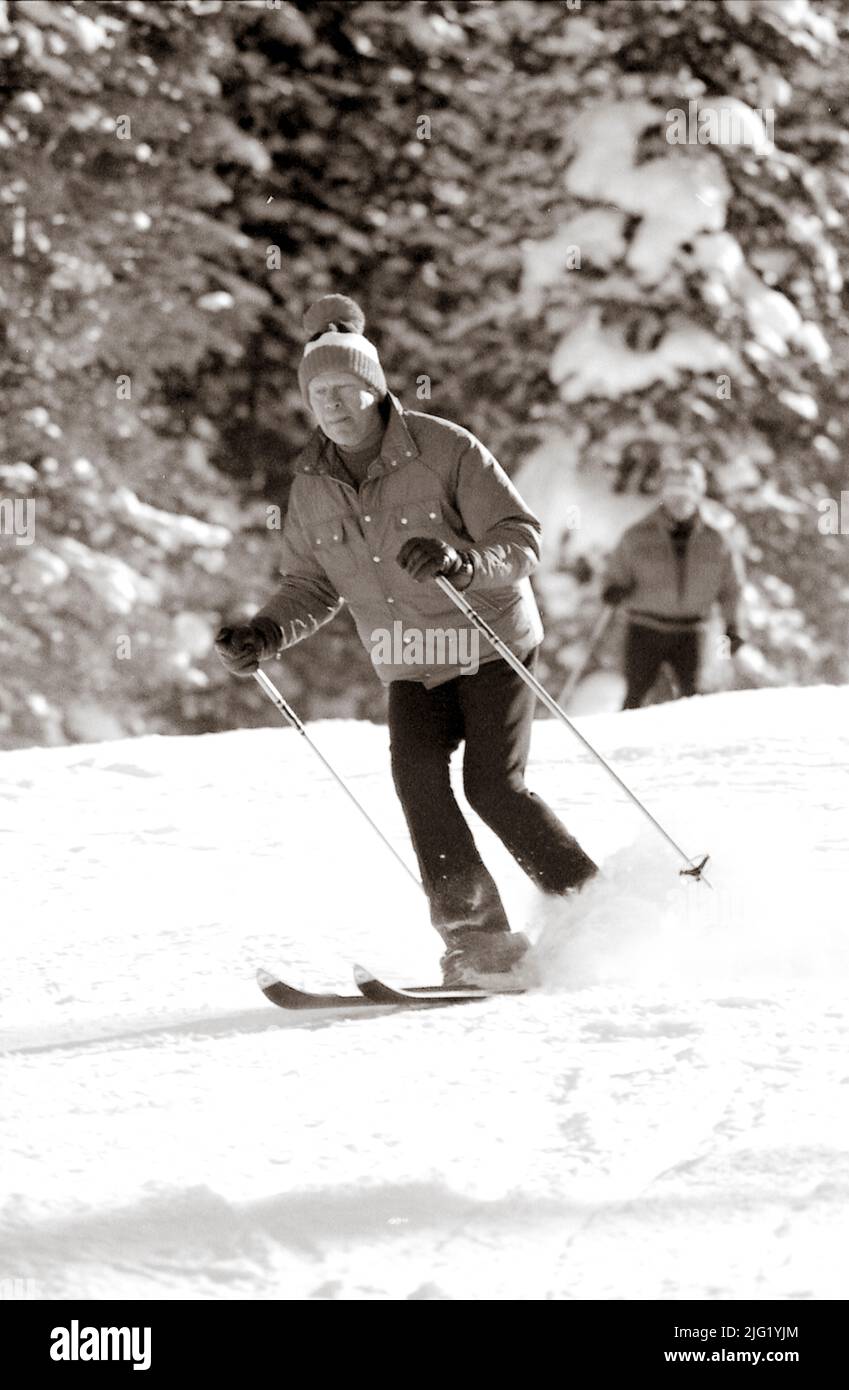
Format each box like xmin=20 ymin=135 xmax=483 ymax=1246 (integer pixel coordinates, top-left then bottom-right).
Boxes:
xmin=396 ymin=537 xmax=473 ymax=588
xmin=602 ymin=580 xmax=637 ymax=607
xmin=726 ymin=629 xmax=745 ymax=656
xmin=215 ymin=617 xmax=283 ymax=677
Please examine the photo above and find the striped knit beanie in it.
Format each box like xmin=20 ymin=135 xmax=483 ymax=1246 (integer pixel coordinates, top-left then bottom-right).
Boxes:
xmin=298 ymin=295 xmax=387 ymax=409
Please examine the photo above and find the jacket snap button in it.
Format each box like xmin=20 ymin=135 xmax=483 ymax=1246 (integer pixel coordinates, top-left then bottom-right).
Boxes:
xmin=373 ymin=555 xmax=381 ymax=562
xmin=429 ymin=512 xmax=436 ymax=519
xmin=387 ymin=597 xmax=395 ymax=604
xmin=364 ymin=515 xmax=371 ymax=522
xmin=400 ymin=517 xmax=408 ymax=524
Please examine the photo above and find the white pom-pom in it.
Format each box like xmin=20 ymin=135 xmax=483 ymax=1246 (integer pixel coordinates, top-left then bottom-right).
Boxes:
xmin=303 ymin=295 xmax=366 ymax=338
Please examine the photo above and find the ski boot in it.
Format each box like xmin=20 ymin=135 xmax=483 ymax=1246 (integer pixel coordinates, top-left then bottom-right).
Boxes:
xmin=439 ymin=929 xmax=536 ymax=991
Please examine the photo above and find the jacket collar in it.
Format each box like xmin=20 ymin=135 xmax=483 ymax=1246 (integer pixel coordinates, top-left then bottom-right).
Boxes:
xmin=294 ymin=392 xmax=420 ymax=478
xmin=649 ymin=503 xmax=704 ymax=534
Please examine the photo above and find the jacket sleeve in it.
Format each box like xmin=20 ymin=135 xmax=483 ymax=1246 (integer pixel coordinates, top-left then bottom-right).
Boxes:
xmin=452 ymin=436 xmax=541 ymax=591
xmin=601 ymin=531 xmax=637 ymax=601
xmin=717 ymin=540 xmax=745 ymax=633
xmin=254 ymin=487 xmax=344 ymax=648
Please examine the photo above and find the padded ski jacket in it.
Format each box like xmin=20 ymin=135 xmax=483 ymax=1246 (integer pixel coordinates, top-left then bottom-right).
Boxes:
xmin=255 ymin=393 xmax=544 ymax=687
xmin=603 ymin=505 xmax=745 ymax=632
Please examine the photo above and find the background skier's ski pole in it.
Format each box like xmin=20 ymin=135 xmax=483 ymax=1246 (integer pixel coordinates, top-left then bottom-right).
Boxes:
xmin=435 ymin=576 xmax=710 ymax=885
xmin=557 ymin=605 xmax=615 ymax=707
xmin=253 ymin=669 xmax=422 ymax=892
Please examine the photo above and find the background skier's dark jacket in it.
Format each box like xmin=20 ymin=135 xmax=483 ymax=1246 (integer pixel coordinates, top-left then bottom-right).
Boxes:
xmin=256 ymin=394 xmax=544 ymax=686
xmin=602 ymin=505 xmax=745 ymax=632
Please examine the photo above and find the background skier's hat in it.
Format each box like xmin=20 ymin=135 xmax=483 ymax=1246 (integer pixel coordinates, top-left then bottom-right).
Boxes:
xmin=298 ymin=295 xmax=387 ymax=409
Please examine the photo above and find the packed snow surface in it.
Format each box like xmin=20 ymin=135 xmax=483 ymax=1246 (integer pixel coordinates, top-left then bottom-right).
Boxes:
xmin=1 ymin=685 xmax=847 ymax=1300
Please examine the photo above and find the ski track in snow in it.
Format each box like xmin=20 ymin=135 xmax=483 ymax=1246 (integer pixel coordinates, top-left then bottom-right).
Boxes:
xmin=1 ymin=686 xmax=848 ymax=1300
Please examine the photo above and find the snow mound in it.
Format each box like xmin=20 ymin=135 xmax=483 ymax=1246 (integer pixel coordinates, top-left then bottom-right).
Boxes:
xmin=534 ymin=822 xmax=848 ymax=992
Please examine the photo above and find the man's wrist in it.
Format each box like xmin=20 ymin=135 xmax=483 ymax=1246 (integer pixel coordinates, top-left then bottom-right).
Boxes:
xmin=435 ymin=545 xmax=475 ymax=588
xmin=450 ymin=553 xmax=475 ymax=590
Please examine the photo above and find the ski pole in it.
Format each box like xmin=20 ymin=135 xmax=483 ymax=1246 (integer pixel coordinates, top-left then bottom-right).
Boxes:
xmin=557 ymin=605 xmax=616 ymax=707
xmin=252 ymin=669 xmax=422 ymax=892
xmin=435 ymin=576 xmax=711 ymax=885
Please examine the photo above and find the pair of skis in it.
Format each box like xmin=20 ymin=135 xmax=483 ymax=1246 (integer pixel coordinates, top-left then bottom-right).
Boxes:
xmin=257 ymin=964 xmax=526 ymax=1015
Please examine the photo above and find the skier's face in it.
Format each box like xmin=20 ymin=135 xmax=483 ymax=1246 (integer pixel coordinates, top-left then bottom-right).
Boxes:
xmin=660 ymin=465 xmax=705 ymax=521
xmin=308 ymin=372 xmax=382 ymax=448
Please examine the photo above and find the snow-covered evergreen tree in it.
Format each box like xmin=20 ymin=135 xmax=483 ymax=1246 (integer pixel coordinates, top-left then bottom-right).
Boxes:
xmin=2 ymin=0 xmax=847 ymax=745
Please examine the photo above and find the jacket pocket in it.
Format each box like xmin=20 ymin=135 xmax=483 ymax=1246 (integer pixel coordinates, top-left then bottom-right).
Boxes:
xmin=474 ymin=586 xmax=539 ymax=648
xmin=311 ymin=516 xmax=360 ymax=570
xmin=394 ymin=499 xmax=444 ymax=532
xmin=474 ymin=587 xmax=522 ymax=619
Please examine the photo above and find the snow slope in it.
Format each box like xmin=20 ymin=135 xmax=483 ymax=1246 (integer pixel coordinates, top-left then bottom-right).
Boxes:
xmin=1 ymin=685 xmax=847 ymax=1301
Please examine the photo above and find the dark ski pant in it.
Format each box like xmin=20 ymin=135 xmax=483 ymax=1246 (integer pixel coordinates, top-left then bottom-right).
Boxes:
xmin=388 ymin=648 xmax=598 ymax=942
xmin=623 ymin=621 xmax=702 ymax=710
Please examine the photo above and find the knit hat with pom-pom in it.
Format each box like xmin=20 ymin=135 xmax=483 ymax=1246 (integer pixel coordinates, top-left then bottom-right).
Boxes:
xmin=298 ymin=294 xmax=387 ymax=409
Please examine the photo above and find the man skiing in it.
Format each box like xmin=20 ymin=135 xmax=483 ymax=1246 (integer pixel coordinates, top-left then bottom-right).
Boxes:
xmin=601 ymin=458 xmax=746 ymax=709
xmin=215 ymin=295 xmax=597 ymax=987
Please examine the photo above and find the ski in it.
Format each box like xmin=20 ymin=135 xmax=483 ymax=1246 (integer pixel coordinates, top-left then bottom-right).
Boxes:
xmin=257 ymin=969 xmax=383 ymax=1011
xmin=352 ymin=963 xmax=527 ymax=1004
xmin=256 ymin=968 xmax=478 ymax=1014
